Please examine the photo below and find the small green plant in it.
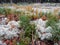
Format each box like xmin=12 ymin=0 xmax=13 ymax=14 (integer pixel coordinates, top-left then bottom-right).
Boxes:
xmin=0 ymin=8 xmax=5 ymax=15
xmin=46 ymin=15 xmax=60 ymax=42
xmin=46 ymin=15 xmax=58 ymax=27
xmin=19 ymin=15 xmax=36 ymax=45
xmin=5 ymin=8 xmax=13 ymax=15
xmin=20 ymin=15 xmax=30 ymax=29
xmin=51 ymin=25 xmax=60 ymax=42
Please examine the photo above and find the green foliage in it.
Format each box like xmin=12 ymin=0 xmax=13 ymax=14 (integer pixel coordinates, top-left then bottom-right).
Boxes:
xmin=20 ymin=41 xmax=27 ymax=45
xmin=14 ymin=10 xmax=21 ymax=15
xmin=46 ymin=15 xmax=60 ymax=41
xmin=46 ymin=12 xmax=53 ymax=18
xmin=20 ymin=15 xmax=36 ymax=38
xmin=50 ymin=24 xmax=60 ymax=41
xmin=19 ymin=15 xmax=36 ymax=45
xmin=20 ymin=15 xmax=31 ymax=29
xmin=0 ymin=8 xmax=5 ymax=15
xmin=46 ymin=15 xmax=58 ymax=27
xmin=20 ymin=37 xmax=30 ymax=45
xmin=25 ymin=24 xmax=36 ymax=38
xmin=5 ymin=8 xmax=13 ymax=15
